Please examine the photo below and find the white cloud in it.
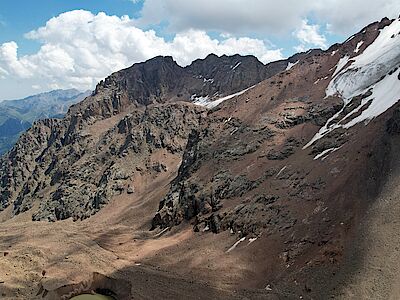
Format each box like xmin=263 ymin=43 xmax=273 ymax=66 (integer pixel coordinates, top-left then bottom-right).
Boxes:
xmin=312 ymin=0 xmax=400 ymax=34
xmin=0 ymin=10 xmax=283 ymax=94
xmin=167 ymin=30 xmax=284 ymax=65
xmin=2 ymin=1 xmax=399 ymax=99
xmin=0 ymin=42 xmax=34 ymax=78
xmin=294 ymin=19 xmax=327 ymax=51
xmin=138 ymin=0 xmax=308 ymax=35
xmin=137 ymin=0 xmax=400 ymax=36
xmin=294 ymin=44 xmax=307 ymax=53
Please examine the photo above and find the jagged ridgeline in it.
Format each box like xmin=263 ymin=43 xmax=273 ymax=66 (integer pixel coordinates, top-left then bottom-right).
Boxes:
xmin=0 ymin=53 xmax=298 ymax=220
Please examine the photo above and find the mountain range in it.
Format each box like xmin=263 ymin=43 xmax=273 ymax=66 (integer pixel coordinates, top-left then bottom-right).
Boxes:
xmin=0 ymin=17 xmax=399 ymax=300
xmin=0 ymin=89 xmax=90 ymax=154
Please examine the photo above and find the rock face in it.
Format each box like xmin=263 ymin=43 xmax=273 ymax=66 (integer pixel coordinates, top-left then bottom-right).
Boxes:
xmin=1 ymin=16 xmax=400 ymax=299
xmin=67 ymin=54 xmax=286 ymax=122
xmin=186 ymin=54 xmax=279 ymax=96
xmin=1 ymin=103 xmax=205 ymax=221
xmin=0 ymin=53 xmax=285 ymax=219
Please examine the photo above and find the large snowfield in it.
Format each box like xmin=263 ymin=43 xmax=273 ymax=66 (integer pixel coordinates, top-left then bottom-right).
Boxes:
xmin=305 ymin=18 xmax=400 ymax=149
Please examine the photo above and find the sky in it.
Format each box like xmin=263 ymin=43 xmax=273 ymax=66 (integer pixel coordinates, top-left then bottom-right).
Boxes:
xmin=0 ymin=0 xmax=399 ymax=100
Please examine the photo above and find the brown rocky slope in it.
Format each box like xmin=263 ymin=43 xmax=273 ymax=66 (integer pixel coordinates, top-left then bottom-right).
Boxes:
xmin=0 ymin=17 xmax=400 ymax=300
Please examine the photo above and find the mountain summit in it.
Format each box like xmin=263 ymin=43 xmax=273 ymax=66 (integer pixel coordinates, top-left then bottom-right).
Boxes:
xmin=0 ymin=17 xmax=400 ymax=300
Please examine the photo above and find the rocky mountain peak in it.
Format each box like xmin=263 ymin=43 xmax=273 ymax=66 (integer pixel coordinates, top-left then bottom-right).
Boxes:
xmin=186 ymin=53 xmax=268 ymax=95
xmin=66 ymin=52 xmax=290 ymax=123
xmin=94 ymin=55 xmax=184 ymax=104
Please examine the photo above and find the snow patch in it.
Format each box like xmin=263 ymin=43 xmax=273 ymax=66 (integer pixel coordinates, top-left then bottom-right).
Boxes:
xmin=286 ymin=60 xmax=299 ymax=71
xmin=230 ymin=127 xmax=239 ymax=135
xmin=226 ymin=237 xmax=246 ymax=253
xmin=276 ymin=166 xmax=287 ymax=178
xmin=313 ymin=146 xmax=342 ymax=160
xmin=303 ymin=107 xmax=343 ymax=148
xmin=331 ymin=55 xmax=350 ymax=79
xmin=314 ymin=76 xmax=330 ymax=85
xmin=313 ymin=148 xmax=335 ymax=160
xmin=248 ymin=237 xmax=258 ymax=245
xmin=153 ymin=227 xmax=170 ymax=237
xmin=224 ymin=117 xmax=232 ymax=124
xmin=193 ymin=85 xmax=255 ymax=109
xmin=191 ymin=94 xmax=210 ymax=106
xmin=231 ymin=62 xmax=242 ymax=70
xmin=343 ymin=69 xmax=400 ymax=128
xmin=354 ymin=41 xmax=364 ymax=53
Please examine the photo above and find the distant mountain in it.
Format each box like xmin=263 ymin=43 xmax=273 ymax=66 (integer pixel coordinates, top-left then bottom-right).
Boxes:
xmin=0 ymin=89 xmax=90 ymax=154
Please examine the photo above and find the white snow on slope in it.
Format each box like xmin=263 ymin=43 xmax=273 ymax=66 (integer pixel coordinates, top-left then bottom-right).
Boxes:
xmin=193 ymin=85 xmax=255 ymax=109
xmin=191 ymin=95 xmax=210 ymax=106
xmin=276 ymin=165 xmax=287 ymax=178
xmin=304 ymin=18 xmax=400 ymax=149
xmin=286 ymin=60 xmax=299 ymax=71
xmin=344 ymin=69 xmax=400 ymax=128
xmin=248 ymin=237 xmax=258 ymax=245
xmin=231 ymin=62 xmax=242 ymax=70
xmin=226 ymin=237 xmax=246 ymax=253
xmin=313 ymin=146 xmax=342 ymax=160
xmin=203 ymin=78 xmax=214 ymax=83
xmin=327 ymin=19 xmax=400 ymax=100
xmin=313 ymin=148 xmax=336 ymax=160
xmin=331 ymin=55 xmax=350 ymax=78
xmin=314 ymin=76 xmax=329 ymax=84
xmin=354 ymin=41 xmax=364 ymax=53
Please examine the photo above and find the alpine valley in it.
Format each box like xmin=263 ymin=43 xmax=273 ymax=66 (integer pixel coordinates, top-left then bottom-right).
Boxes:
xmin=0 ymin=17 xmax=400 ymax=300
